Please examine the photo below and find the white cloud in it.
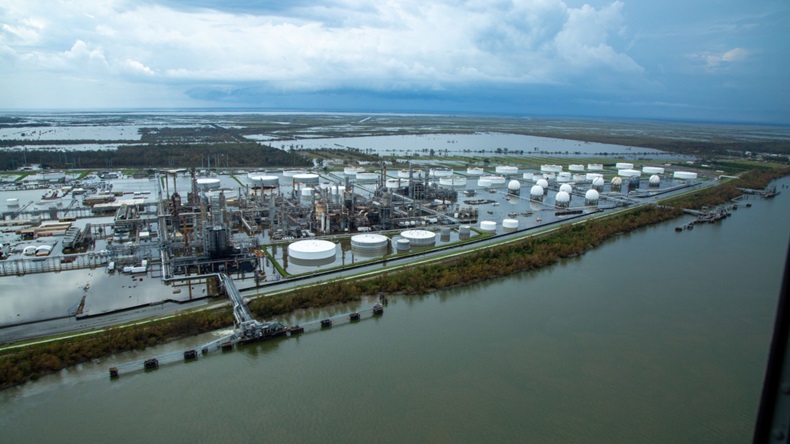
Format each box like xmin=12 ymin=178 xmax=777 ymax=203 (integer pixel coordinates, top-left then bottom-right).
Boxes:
xmin=0 ymin=0 xmax=642 ymax=95
xmin=696 ymin=47 xmax=750 ymax=71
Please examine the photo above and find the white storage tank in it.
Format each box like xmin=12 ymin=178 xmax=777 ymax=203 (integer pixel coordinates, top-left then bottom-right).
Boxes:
xmin=196 ymin=178 xmax=221 ymax=190
xmin=300 ymin=187 xmax=315 ymax=197
xmin=355 ymin=172 xmax=379 ymax=182
xmin=674 ymin=171 xmax=698 ymax=180
xmin=480 ymin=220 xmax=497 ymax=232
xmin=611 ymin=176 xmax=623 ymax=191
xmin=293 ymin=173 xmax=320 ymax=185
xmin=495 ymin=166 xmax=519 ymax=175
xmin=502 ymin=219 xmax=519 ymax=229
xmin=585 ymin=189 xmax=600 ymax=205
xmin=439 ymin=176 xmax=467 ymax=187
xmin=6 ymin=198 xmax=19 ymax=208
xmin=396 ymin=238 xmax=411 ymax=250
xmin=536 ymin=179 xmax=549 ymax=190
xmin=400 ymin=230 xmax=436 ymax=247
xmin=459 ymin=225 xmax=471 ymax=236
xmin=542 ymin=173 xmax=555 ymax=180
xmin=351 ymin=233 xmax=389 ymax=250
xmin=618 ymin=169 xmax=641 ymax=177
xmin=478 ymin=178 xmax=492 ymax=188
xmin=587 ymin=163 xmax=604 ymax=171
xmin=649 ymin=174 xmax=661 ymax=187
xmin=344 ymin=166 xmax=365 ymax=176
xmin=398 ymin=169 xmax=423 ymax=178
xmin=466 ymin=167 xmax=485 ymax=176
xmin=557 ymin=172 xmax=572 ymax=183
xmin=385 ymin=178 xmax=404 ymax=189
xmin=568 ymin=164 xmax=585 ymax=172
xmin=615 ymin=162 xmax=634 ymax=170
xmin=541 ymin=165 xmax=563 ymax=173
xmin=430 ymin=168 xmax=453 ymax=177
xmin=522 ymin=172 xmax=535 ymax=181
xmin=555 ymin=191 xmax=571 ymax=207
xmin=643 ymin=166 xmax=665 ymax=175
xmin=283 ymin=169 xmax=307 ymax=177
xmin=530 ymin=185 xmax=544 ymax=200
xmin=481 ymin=175 xmax=506 ymax=186
xmin=592 ymin=177 xmax=604 ymax=190
xmin=586 ymin=173 xmax=603 ymax=181
xmin=288 ymin=240 xmax=337 ymax=261
xmin=573 ymin=174 xmax=587 ymax=182
xmin=507 ymin=180 xmax=521 ymax=194
xmin=559 ymin=184 xmax=573 ymax=194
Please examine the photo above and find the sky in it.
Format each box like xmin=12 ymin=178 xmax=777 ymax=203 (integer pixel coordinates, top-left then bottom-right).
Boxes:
xmin=0 ymin=0 xmax=788 ymax=123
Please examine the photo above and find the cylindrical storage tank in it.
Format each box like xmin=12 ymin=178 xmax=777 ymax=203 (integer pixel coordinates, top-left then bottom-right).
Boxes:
xmin=288 ymin=240 xmax=337 ymax=261
xmin=351 ymin=233 xmax=389 ymax=250
xmin=530 ymin=185 xmax=544 ymax=200
xmin=400 ymin=229 xmax=436 ymax=246
xmin=536 ymin=179 xmax=549 ymax=190
xmin=283 ymin=169 xmax=307 ymax=177
xmin=293 ymin=173 xmax=320 ymax=185
xmin=23 ymin=245 xmax=37 ymax=256
xmin=36 ymin=245 xmax=52 ymax=256
xmin=344 ymin=166 xmax=365 ymax=176
xmin=196 ymin=178 xmax=221 ymax=190
xmin=522 ymin=172 xmax=535 ymax=181
xmin=674 ymin=171 xmax=698 ymax=180
xmin=440 ymin=227 xmax=451 ymax=238
xmin=585 ymin=189 xmax=600 ymax=205
xmin=611 ymin=176 xmax=623 ymax=191
xmin=557 ymin=172 xmax=572 ymax=183
xmin=480 ymin=220 xmax=497 ymax=232
xmin=478 ymin=178 xmax=492 ymax=188
xmin=259 ymin=175 xmax=280 ymax=187
xmin=396 ymin=238 xmax=410 ymax=251
xmin=592 ymin=177 xmax=604 ymax=190
xmin=619 ymin=169 xmax=641 ymax=177
xmin=643 ymin=166 xmax=665 ymax=175
xmin=573 ymin=174 xmax=587 ymax=182
xmin=495 ymin=166 xmax=518 ymax=175
xmin=439 ymin=176 xmax=467 ymax=187
xmin=247 ymin=172 xmax=265 ymax=185
xmin=616 ymin=162 xmax=634 ymax=170
xmin=459 ymin=225 xmax=471 ymax=235
xmin=481 ymin=175 xmax=506 ymax=186
xmin=466 ymin=167 xmax=485 ymax=176
xmin=385 ymin=178 xmax=403 ymax=189
xmin=649 ymin=174 xmax=661 ymax=187
xmin=398 ymin=169 xmax=423 ymax=178
xmin=586 ymin=173 xmax=603 ymax=181
xmin=355 ymin=172 xmax=379 ymax=182
xmin=430 ymin=168 xmax=453 ymax=177
xmin=507 ymin=180 xmax=521 ymax=194
xmin=6 ymin=198 xmax=19 ymax=208
xmin=587 ymin=163 xmax=603 ymax=171
xmin=559 ymin=184 xmax=573 ymax=194
xmin=543 ymin=173 xmax=555 ymax=180
xmin=555 ymin=191 xmax=571 ymax=207
xmin=541 ymin=164 xmax=562 ymax=173
xmin=502 ymin=218 xmax=519 ymax=229
xmin=568 ymin=164 xmax=584 ymax=172
xmin=300 ymin=187 xmax=314 ymax=197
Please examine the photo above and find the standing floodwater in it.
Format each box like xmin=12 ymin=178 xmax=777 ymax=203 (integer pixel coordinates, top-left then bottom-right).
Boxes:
xmin=0 ymin=178 xmax=788 ymax=443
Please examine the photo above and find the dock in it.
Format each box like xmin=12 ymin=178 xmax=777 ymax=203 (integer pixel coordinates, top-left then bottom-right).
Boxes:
xmin=109 ymin=272 xmax=384 ymax=377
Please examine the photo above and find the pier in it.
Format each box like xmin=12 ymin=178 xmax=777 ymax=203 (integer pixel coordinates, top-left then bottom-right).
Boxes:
xmin=109 ymin=272 xmax=384 ymax=377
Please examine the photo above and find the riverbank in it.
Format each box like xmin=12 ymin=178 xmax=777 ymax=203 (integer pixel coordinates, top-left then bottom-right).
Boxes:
xmin=0 ymin=167 xmax=787 ymax=390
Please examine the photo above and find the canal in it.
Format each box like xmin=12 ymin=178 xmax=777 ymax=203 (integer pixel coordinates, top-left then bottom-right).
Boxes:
xmin=0 ymin=178 xmax=788 ymax=443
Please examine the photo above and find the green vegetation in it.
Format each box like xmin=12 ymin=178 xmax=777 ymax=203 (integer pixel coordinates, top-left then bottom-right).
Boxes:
xmin=664 ymin=167 xmax=790 ymax=210
xmin=0 ymin=143 xmax=311 ymax=170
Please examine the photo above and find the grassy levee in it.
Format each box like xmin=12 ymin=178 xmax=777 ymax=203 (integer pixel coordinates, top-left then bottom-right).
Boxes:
xmin=2 ymin=166 xmax=788 ymax=390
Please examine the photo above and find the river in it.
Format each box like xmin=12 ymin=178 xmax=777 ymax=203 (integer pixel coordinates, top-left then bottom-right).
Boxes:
xmin=1 ymin=178 xmax=788 ymax=443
